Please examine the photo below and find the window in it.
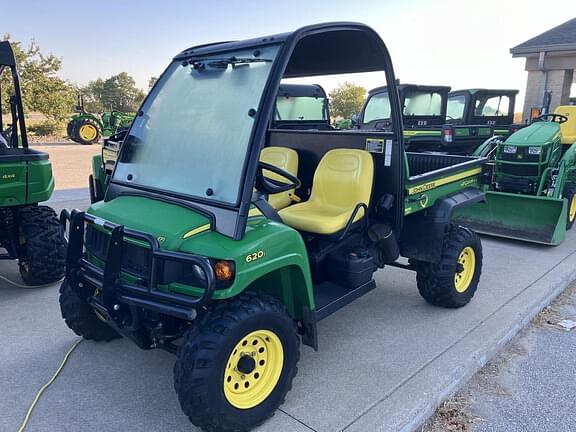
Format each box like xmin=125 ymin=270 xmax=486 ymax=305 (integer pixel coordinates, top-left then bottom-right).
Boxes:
xmin=475 ymin=95 xmax=510 ymax=117
xmin=276 ymin=96 xmax=326 ymax=121
xmin=447 ymin=95 xmax=466 ymax=120
xmin=403 ymin=91 xmax=443 ymax=116
xmin=363 ymin=91 xmax=391 ymax=123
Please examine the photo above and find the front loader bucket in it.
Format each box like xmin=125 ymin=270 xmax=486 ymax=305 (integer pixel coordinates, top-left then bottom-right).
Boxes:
xmin=453 ymin=191 xmax=567 ymax=246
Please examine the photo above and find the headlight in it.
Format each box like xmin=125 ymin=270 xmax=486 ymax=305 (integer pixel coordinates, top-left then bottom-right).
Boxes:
xmin=528 ymin=146 xmax=542 ymax=155
xmin=503 ymin=145 xmax=517 ymax=154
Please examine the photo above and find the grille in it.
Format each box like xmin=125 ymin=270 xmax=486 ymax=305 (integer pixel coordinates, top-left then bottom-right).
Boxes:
xmin=499 ymin=163 xmax=540 ymax=177
xmin=85 ymin=224 xmax=151 ymax=280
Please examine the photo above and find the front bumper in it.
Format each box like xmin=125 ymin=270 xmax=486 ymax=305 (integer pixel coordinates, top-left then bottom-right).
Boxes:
xmin=61 ymin=209 xmax=216 ymax=324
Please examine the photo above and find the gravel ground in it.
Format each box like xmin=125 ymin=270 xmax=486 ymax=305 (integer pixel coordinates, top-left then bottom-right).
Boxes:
xmin=33 ymin=143 xmax=101 ymax=190
xmin=423 ymin=284 xmax=576 ymax=432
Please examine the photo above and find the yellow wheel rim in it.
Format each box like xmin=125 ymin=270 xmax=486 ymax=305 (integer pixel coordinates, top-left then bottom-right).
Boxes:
xmin=569 ymin=195 xmax=576 ymax=223
xmin=79 ymin=124 xmax=98 ymax=141
xmin=454 ymin=246 xmax=476 ymax=293
xmin=223 ymin=329 xmax=284 ymax=409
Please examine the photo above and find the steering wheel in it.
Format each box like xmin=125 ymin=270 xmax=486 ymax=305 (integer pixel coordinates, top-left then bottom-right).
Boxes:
xmin=536 ymin=113 xmax=568 ymax=124
xmin=255 ymin=161 xmax=301 ymax=195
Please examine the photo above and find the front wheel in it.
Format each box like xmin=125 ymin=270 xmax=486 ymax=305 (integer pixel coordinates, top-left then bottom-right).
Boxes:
xmin=18 ymin=206 xmax=66 ymax=286
xmin=174 ymin=293 xmax=300 ymax=432
xmin=416 ymin=225 xmax=482 ymax=308
xmin=59 ymin=279 xmax=121 ymax=341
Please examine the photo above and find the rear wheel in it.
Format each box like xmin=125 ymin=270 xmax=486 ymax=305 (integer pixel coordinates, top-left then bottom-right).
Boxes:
xmin=416 ymin=225 xmax=482 ymax=308
xmin=73 ymin=118 xmax=101 ymax=145
xmin=564 ymin=184 xmax=576 ymax=230
xmin=18 ymin=206 xmax=66 ymax=286
xmin=174 ymin=293 xmax=299 ymax=432
xmin=66 ymin=120 xmax=76 ymax=140
xmin=59 ymin=279 xmax=121 ymax=341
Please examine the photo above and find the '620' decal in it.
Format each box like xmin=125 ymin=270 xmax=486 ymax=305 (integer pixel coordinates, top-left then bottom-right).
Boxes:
xmin=245 ymin=250 xmax=265 ymax=263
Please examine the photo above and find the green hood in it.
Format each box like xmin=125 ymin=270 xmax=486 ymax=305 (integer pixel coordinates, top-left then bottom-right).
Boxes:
xmin=506 ymin=122 xmax=560 ymax=146
xmin=89 ymin=195 xmax=211 ymax=251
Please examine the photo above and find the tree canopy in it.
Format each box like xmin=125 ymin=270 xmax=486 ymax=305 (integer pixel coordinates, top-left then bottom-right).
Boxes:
xmin=83 ymin=72 xmax=146 ymax=113
xmin=1 ymin=34 xmax=76 ymax=123
xmin=329 ymin=82 xmax=367 ymax=120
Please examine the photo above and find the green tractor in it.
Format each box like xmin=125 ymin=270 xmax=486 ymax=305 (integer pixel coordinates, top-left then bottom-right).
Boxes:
xmin=0 ymin=41 xmax=65 ymax=285
xmin=67 ymin=95 xmax=134 ymax=145
xmin=454 ymin=106 xmax=576 ymax=245
xmin=59 ymin=23 xmax=487 ymax=431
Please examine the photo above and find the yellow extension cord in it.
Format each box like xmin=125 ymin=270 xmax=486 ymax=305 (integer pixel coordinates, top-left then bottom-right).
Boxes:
xmin=0 ymin=274 xmax=80 ymax=432
xmin=17 ymin=338 xmax=83 ymax=432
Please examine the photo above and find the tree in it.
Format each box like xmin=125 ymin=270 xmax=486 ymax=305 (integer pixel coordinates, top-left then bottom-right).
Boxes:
xmin=148 ymin=76 xmax=158 ymax=90
xmin=1 ymin=34 xmax=76 ymax=123
xmin=83 ymin=72 xmax=145 ymax=113
xmin=329 ymin=82 xmax=367 ymax=120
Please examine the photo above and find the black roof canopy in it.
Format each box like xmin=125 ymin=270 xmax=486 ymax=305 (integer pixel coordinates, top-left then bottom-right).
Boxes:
xmin=0 ymin=41 xmax=17 ymax=67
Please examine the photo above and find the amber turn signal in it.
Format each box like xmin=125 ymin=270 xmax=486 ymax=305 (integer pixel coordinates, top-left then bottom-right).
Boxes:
xmin=214 ymin=260 xmax=234 ymax=281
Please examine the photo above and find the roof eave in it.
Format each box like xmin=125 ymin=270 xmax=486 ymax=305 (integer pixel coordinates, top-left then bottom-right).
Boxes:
xmin=510 ymin=43 xmax=576 ymax=56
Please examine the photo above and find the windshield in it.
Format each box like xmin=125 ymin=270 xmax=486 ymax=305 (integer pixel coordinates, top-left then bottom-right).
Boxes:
xmin=276 ymin=96 xmax=326 ymax=121
xmin=447 ymin=95 xmax=466 ymax=120
xmin=403 ymin=90 xmax=443 ymax=116
xmin=113 ymin=45 xmax=280 ymax=205
xmin=362 ymin=91 xmax=391 ymax=123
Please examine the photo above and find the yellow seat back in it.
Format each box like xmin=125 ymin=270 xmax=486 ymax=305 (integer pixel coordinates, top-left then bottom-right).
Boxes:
xmin=278 ymin=149 xmax=374 ymax=235
xmin=554 ymin=106 xmax=576 ymax=145
xmin=310 ymin=148 xmax=374 ymax=212
xmin=259 ymin=147 xmax=299 ymax=210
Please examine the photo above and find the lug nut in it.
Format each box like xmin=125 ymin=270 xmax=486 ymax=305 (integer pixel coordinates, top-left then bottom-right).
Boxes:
xmin=113 ymin=304 xmax=120 ymax=311
xmin=78 ymin=282 xmax=84 ymax=288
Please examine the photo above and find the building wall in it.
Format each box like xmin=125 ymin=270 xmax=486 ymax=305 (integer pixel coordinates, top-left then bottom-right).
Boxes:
xmin=522 ymin=68 xmax=575 ymax=122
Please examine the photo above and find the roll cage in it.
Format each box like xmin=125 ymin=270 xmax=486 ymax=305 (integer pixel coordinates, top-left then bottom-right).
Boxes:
xmin=104 ymin=22 xmax=404 ymax=240
xmin=0 ymin=41 xmax=28 ymax=148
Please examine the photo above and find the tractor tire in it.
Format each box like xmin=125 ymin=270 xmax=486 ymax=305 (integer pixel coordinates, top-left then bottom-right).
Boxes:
xmin=66 ymin=119 xmax=77 ymax=141
xmin=174 ymin=293 xmax=299 ymax=432
xmin=415 ymin=225 xmax=482 ymax=308
xmin=73 ymin=118 xmax=101 ymax=145
xmin=59 ymin=279 xmax=121 ymax=341
xmin=564 ymin=184 xmax=576 ymax=230
xmin=17 ymin=206 xmax=66 ymax=286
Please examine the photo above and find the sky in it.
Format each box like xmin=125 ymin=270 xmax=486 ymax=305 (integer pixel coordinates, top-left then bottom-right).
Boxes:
xmin=2 ymin=0 xmax=574 ymax=109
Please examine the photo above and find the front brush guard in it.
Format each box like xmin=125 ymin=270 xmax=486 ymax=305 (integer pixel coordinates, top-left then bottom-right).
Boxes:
xmin=61 ymin=209 xmax=216 ymax=324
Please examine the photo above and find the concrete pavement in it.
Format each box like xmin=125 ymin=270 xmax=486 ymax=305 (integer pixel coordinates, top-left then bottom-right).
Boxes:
xmin=1 ymin=188 xmax=576 ymax=432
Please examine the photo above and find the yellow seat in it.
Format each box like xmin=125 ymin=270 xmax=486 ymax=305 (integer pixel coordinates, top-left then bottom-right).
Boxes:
xmin=554 ymin=106 xmax=576 ymax=145
xmin=259 ymin=147 xmax=299 ymax=210
xmin=279 ymin=149 xmax=374 ymax=234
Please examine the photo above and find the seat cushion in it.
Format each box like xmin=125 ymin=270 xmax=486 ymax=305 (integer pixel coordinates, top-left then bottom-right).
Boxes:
xmin=554 ymin=106 xmax=576 ymax=145
xmin=279 ymin=148 xmax=374 ymax=234
xmin=260 ymin=147 xmax=299 ymax=210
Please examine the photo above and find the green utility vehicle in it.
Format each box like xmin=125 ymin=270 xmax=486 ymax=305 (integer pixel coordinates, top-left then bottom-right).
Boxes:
xmin=0 ymin=41 xmax=65 ymax=285
xmin=67 ymin=95 xmax=134 ymax=145
xmin=273 ymin=83 xmax=332 ymax=130
xmin=454 ymin=106 xmax=576 ymax=245
xmin=60 ymin=23 xmax=487 ymax=431
xmin=359 ymin=84 xmax=495 ymax=154
xmin=447 ymin=89 xmax=521 ymax=138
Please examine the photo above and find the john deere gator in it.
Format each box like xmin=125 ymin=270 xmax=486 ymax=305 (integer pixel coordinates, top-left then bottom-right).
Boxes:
xmin=60 ymin=23 xmax=487 ymax=431
xmin=359 ymin=84 xmax=497 ymax=154
xmin=454 ymin=107 xmax=576 ymax=245
xmin=0 ymin=41 xmax=65 ymax=285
